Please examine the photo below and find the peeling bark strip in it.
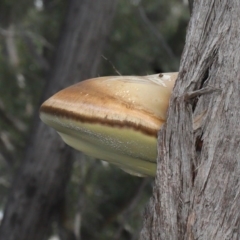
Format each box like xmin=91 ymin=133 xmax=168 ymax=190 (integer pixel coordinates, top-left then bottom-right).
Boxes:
xmin=141 ymin=1 xmax=240 ymax=239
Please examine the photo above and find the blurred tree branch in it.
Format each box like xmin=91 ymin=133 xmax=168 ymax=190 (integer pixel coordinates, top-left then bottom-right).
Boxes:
xmin=0 ymin=136 xmax=15 ymax=167
xmin=22 ymin=34 xmax=50 ymax=71
xmin=0 ymin=26 xmax=52 ymax=71
xmin=0 ymin=100 xmax=26 ymax=132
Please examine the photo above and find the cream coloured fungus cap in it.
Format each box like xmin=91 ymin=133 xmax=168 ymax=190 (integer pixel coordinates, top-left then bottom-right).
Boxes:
xmin=40 ymin=72 xmax=178 ymax=177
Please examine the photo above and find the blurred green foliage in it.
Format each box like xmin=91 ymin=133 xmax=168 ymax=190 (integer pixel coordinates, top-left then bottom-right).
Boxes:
xmin=102 ymin=0 xmax=189 ymax=75
xmin=0 ymin=0 xmax=189 ymax=239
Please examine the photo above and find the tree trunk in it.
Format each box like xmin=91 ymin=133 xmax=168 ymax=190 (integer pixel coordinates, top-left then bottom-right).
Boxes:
xmin=141 ymin=1 xmax=240 ymax=239
xmin=0 ymin=1 xmax=117 ymax=240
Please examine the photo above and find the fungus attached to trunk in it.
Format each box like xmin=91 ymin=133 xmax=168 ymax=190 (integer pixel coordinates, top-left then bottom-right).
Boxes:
xmin=40 ymin=73 xmax=178 ymax=177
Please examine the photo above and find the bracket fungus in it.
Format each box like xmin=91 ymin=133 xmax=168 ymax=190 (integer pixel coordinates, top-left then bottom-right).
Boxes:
xmin=40 ymin=73 xmax=178 ymax=177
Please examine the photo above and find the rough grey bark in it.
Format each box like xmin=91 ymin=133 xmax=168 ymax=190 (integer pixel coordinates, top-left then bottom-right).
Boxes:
xmin=141 ymin=0 xmax=240 ymax=239
xmin=0 ymin=1 xmax=117 ymax=240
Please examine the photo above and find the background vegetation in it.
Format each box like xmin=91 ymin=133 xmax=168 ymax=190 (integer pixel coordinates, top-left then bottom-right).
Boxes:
xmin=0 ymin=0 xmax=189 ymax=239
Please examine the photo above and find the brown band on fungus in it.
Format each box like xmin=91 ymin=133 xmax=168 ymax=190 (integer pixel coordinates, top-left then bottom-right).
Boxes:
xmin=40 ymin=104 xmax=163 ymax=137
